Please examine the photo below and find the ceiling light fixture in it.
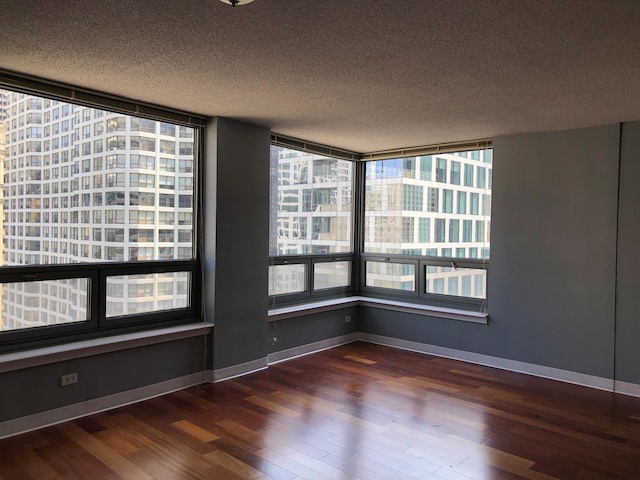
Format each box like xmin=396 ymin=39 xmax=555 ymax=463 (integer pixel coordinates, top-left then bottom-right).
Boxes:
xmin=219 ymin=0 xmax=254 ymax=6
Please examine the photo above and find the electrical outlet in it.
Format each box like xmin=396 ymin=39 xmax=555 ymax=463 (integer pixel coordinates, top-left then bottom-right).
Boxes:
xmin=60 ymin=372 xmax=78 ymax=386
xmin=345 ymin=315 xmax=351 ymax=323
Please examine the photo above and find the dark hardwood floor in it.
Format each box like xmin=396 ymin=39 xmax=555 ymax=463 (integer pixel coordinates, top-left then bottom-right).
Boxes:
xmin=1 ymin=341 xmax=640 ymax=479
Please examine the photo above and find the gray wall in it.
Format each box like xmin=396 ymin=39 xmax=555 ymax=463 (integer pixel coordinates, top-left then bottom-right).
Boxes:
xmin=268 ymin=306 xmax=359 ymax=355
xmin=361 ymin=124 xmax=621 ymax=378
xmin=615 ymin=121 xmax=640 ymax=385
xmin=206 ymin=118 xmax=271 ymax=369
xmin=0 ymin=337 xmax=206 ymax=422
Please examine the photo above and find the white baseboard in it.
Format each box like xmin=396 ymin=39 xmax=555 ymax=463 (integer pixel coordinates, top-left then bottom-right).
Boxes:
xmin=4 ymin=332 xmax=640 ymax=440
xmin=0 ymin=370 xmax=211 ymax=440
xmin=267 ymin=333 xmax=359 ymax=364
xmin=212 ymin=333 xmax=360 ymax=380
xmin=614 ymin=380 xmax=640 ymax=397
xmin=213 ymin=357 xmax=268 ymax=382
xmin=357 ymin=333 xmax=618 ymax=393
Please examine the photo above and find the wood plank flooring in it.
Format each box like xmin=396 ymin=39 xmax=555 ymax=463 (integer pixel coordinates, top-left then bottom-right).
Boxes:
xmin=2 ymin=341 xmax=640 ymax=479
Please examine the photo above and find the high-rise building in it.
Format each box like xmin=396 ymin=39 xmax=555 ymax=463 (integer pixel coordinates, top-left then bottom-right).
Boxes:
xmin=0 ymin=89 xmax=195 ymax=331
xmin=269 ymin=146 xmax=353 ymax=256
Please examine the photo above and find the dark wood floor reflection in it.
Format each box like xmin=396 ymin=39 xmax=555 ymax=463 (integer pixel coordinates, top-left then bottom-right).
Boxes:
xmin=2 ymin=342 xmax=640 ymax=479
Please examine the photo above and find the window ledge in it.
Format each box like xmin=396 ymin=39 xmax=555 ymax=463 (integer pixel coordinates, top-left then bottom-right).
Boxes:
xmin=0 ymin=322 xmax=213 ymax=374
xmin=268 ymin=296 xmax=487 ymax=324
xmin=269 ymin=297 xmax=360 ymax=320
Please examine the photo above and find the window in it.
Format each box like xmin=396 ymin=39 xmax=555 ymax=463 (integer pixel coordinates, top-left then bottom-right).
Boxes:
xmin=269 ymin=145 xmax=354 ymax=303
xmin=449 ymin=219 xmax=460 ymax=242
xmin=130 ymin=173 xmax=155 ymax=188
xmin=457 ymin=191 xmax=467 ymax=214
xmin=130 ymin=192 xmax=155 ymax=206
xmin=434 ymin=219 xmax=446 ymax=243
xmin=470 ymin=193 xmax=479 ymax=215
xmin=159 ymin=193 xmax=175 ymax=207
xmin=435 ymin=158 xmax=447 ymax=182
xmin=365 ymin=261 xmax=415 ymax=291
xmin=0 ymin=85 xmax=201 ymax=350
xmin=362 ymin=149 xmax=491 ymax=307
xmin=178 ymin=195 xmax=192 ymax=208
xmin=450 ymin=161 xmax=461 ymax=185
xmin=270 ymin=146 xmax=353 ymax=256
xmin=443 ymin=189 xmax=453 ymax=213
xmin=268 ymin=263 xmax=306 ymax=296
xmin=464 ymin=164 xmax=474 ymax=186
xmin=159 ymin=140 xmax=175 ymax=154
xmin=402 ymin=185 xmax=423 ymax=211
xmin=130 ymin=155 xmax=155 ymax=170
xmin=130 ymin=136 xmax=155 ymax=152
xmin=160 ymin=158 xmax=175 ymax=172
xmin=314 ymin=261 xmax=350 ymax=290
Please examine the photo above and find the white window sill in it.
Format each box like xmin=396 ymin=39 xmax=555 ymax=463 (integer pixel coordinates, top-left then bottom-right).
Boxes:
xmin=268 ymin=296 xmax=488 ymax=324
xmin=0 ymin=323 xmax=213 ymax=374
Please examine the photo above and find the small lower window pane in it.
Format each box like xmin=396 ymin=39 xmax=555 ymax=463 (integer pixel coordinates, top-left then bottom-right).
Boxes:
xmin=268 ymin=264 xmax=306 ymax=296
xmin=106 ymin=272 xmax=190 ymax=317
xmin=365 ymin=261 xmax=415 ymax=291
xmin=314 ymin=261 xmax=350 ymax=290
xmin=425 ymin=266 xmax=486 ymax=299
xmin=0 ymin=278 xmax=89 ymax=331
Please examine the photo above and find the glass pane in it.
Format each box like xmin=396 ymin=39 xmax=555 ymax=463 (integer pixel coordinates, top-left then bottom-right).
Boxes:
xmin=269 ymin=146 xmax=353 ymax=255
xmin=268 ymin=264 xmax=306 ymax=296
xmin=0 ymin=88 xmax=195 ymax=265
xmin=364 ymin=150 xmax=492 ymax=258
xmin=314 ymin=261 xmax=350 ymax=290
xmin=105 ymin=272 xmax=191 ymax=317
xmin=365 ymin=261 xmax=415 ymax=291
xmin=0 ymin=278 xmax=89 ymax=331
xmin=425 ymin=266 xmax=486 ymax=299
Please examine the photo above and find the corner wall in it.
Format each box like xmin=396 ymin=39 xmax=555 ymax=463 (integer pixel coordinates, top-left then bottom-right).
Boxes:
xmin=361 ymin=124 xmax=621 ymax=380
xmin=615 ymin=121 xmax=640 ymax=386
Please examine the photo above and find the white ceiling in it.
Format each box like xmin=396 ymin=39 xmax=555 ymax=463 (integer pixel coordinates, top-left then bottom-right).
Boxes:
xmin=2 ymin=0 xmax=640 ymax=153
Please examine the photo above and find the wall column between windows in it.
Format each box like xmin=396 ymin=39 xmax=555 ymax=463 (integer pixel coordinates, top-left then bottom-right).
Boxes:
xmin=205 ymin=117 xmax=271 ymax=370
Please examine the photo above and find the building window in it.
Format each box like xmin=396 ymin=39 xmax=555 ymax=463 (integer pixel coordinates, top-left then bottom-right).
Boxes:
xmin=269 ymin=146 xmax=353 ymax=256
xmin=435 ymin=158 xmax=447 ymax=182
xmin=0 ymin=86 xmax=200 ymax=347
xmin=268 ymin=145 xmax=354 ymax=302
xmin=362 ymin=149 xmax=491 ymax=306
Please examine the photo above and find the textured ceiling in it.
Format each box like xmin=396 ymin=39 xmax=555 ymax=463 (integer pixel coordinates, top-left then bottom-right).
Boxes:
xmin=1 ymin=0 xmax=640 ymax=152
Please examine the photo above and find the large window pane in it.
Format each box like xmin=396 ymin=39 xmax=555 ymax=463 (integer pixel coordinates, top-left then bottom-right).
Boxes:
xmin=314 ymin=261 xmax=350 ymax=290
xmin=0 ymin=278 xmax=89 ymax=331
xmin=0 ymin=88 xmax=195 ymax=266
xmin=365 ymin=261 xmax=415 ymax=291
xmin=105 ymin=272 xmax=191 ymax=318
xmin=269 ymin=146 xmax=353 ymax=255
xmin=425 ymin=266 xmax=486 ymax=299
xmin=268 ymin=264 xmax=307 ymax=296
xmin=364 ymin=150 xmax=492 ymax=258
xmin=0 ymin=88 xmax=198 ymax=339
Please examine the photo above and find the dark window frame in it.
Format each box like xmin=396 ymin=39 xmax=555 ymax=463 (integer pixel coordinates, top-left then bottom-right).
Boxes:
xmin=268 ymin=254 xmax=354 ymax=307
xmin=0 ymin=76 xmax=204 ymax=354
xmin=268 ymin=142 xmax=492 ymax=313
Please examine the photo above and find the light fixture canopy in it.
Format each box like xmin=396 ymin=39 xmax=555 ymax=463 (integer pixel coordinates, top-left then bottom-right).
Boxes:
xmin=219 ymin=0 xmax=254 ymax=6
